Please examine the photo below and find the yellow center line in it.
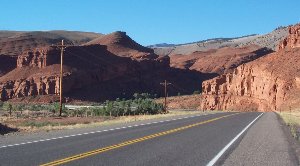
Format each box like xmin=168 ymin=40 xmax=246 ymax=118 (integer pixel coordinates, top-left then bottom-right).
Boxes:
xmin=40 ymin=113 xmax=239 ymax=166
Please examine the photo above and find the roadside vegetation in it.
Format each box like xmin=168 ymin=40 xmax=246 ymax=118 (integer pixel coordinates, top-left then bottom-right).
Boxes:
xmin=0 ymin=93 xmax=169 ymax=131
xmin=0 ymin=93 xmax=163 ymax=118
xmin=278 ymin=110 xmax=300 ymax=142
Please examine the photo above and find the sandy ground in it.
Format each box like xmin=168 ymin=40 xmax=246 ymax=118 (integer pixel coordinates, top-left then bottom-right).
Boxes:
xmin=156 ymin=94 xmax=202 ymax=110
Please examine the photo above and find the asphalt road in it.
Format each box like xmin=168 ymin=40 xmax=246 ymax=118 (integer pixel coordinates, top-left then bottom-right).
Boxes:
xmin=0 ymin=112 xmax=263 ymax=166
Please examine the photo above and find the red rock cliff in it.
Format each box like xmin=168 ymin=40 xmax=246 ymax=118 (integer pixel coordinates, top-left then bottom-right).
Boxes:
xmin=278 ymin=24 xmax=300 ymax=50
xmin=201 ymin=24 xmax=300 ymax=111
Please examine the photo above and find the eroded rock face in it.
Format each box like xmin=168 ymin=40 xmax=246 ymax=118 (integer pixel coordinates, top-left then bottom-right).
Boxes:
xmin=201 ymin=24 xmax=300 ymax=111
xmin=201 ymin=64 xmax=289 ymax=111
xmin=16 ymin=48 xmax=59 ymax=68
xmin=278 ymin=24 xmax=300 ymax=50
xmin=0 ymin=76 xmax=60 ymax=101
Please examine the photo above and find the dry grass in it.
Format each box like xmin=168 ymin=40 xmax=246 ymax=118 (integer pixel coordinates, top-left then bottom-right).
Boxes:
xmin=278 ymin=111 xmax=300 ymax=126
xmin=277 ymin=110 xmax=300 ymax=141
xmin=1 ymin=110 xmax=220 ymax=133
xmin=156 ymin=94 xmax=202 ymax=110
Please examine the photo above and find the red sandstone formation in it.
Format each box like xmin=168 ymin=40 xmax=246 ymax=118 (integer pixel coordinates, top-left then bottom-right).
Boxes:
xmin=278 ymin=24 xmax=300 ymax=50
xmin=201 ymin=24 xmax=300 ymax=111
xmin=170 ymin=45 xmax=273 ymax=74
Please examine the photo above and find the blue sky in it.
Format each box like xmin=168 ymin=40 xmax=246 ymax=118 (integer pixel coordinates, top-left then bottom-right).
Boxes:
xmin=1 ymin=0 xmax=299 ymax=45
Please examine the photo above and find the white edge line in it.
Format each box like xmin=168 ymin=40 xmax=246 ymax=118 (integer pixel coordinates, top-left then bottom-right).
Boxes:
xmin=206 ymin=112 xmax=264 ymax=166
xmin=0 ymin=113 xmax=208 ymax=149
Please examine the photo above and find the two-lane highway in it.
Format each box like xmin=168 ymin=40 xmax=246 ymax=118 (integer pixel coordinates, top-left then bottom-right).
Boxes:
xmin=0 ymin=112 xmax=262 ymax=166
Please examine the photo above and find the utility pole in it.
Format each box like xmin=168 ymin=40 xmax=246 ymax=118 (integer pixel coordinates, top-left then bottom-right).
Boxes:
xmin=51 ymin=40 xmax=68 ymax=116
xmin=160 ymin=80 xmax=171 ymax=112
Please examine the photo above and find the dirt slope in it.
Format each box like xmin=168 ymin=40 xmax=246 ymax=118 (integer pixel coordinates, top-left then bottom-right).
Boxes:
xmin=170 ymin=45 xmax=273 ymax=74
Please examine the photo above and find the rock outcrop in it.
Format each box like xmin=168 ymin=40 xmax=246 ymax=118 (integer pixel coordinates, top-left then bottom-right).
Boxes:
xmin=201 ymin=24 xmax=300 ymax=111
xmin=278 ymin=24 xmax=300 ymax=50
xmin=0 ymin=70 xmax=61 ymax=101
xmin=16 ymin=48 xmax=59 ymax=68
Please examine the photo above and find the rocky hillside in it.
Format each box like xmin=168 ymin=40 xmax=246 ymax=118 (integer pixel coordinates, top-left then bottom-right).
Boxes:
xmin=0 ymin=30 xmax=102 ymax=57
xmin=201 ymin=24 xmax=300 ymax=111
xmin=151 ymin=26 xmax=289 ymax=56
xmin=170 ymin=45 xmax=273 ymax=74
xmin=0 ymin=32 xmax=215 ymax=103
xmin=85 ymin=31 xmax=156 ymax=59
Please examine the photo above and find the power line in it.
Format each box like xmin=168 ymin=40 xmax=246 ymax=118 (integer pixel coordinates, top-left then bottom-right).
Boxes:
xmin=50 ymin=40 xmax=72 ymax=116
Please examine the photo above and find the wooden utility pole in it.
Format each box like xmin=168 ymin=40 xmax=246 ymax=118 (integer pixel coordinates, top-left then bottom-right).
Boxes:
xmin=160 ymin=80 xmax=171 ymax=112
xmin=51 ymin=40 xmax=68 ymax=116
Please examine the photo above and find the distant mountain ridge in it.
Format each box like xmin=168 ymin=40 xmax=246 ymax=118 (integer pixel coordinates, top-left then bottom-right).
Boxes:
xmin=150 ymin=26 xmax=289 ymax=56
xmin=148 ymin=34 xmax=258 ymax=48
xmin=148 ymin=43 xmax=176 ymax=48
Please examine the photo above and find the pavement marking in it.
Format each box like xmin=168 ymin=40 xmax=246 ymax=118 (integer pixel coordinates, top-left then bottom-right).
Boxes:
xmin=40 ymin=113 xmax=239 ymax=166
xmin=206 ymin=112 xmax=264 ymax=166
xmin=0 ymin=113 xmax=217 ymax=149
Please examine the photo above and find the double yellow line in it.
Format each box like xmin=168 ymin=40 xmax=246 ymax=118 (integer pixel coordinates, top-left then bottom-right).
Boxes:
xmin=41 ymin=113 xmax=239 ymax=166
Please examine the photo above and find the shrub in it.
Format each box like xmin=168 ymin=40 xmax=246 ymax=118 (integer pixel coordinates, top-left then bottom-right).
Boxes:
xmin=2 ymin=102 xmax=12 ymax=115
xmin=0 ymin=101 xmax=3 ymax=108
xmin=12 ymin=104 xmax=25 ymax=114
xmin=52 ymin=102 xmax=66 ymax=113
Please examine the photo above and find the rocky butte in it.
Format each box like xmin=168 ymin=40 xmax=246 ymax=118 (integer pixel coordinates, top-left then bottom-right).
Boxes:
xmin=201 ymin=23 xmax=300 ymax=111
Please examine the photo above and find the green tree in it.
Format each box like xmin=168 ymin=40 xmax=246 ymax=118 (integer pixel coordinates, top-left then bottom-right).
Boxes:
xmin=0 ymin=101 xmax=3 ymax=108
xmin=3 ymin=102 xmax=12 ymax=116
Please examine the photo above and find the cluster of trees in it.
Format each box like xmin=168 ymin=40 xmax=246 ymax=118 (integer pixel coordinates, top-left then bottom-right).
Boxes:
xmin=0 ymin=93 xmax=164 ymax=117
xmin=73 ymin=93 xmax=164 ymax=117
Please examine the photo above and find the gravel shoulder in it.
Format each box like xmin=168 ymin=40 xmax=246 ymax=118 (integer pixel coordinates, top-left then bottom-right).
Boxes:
xmin=223 ymin=112 xmax=299 ymax=166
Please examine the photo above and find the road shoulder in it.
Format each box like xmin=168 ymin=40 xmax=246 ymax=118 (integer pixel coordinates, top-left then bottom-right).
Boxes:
xmin=223 ymin=112 xmax=298 ymax=166
xmin=276 ymin=113 xmax=300 ymax=165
